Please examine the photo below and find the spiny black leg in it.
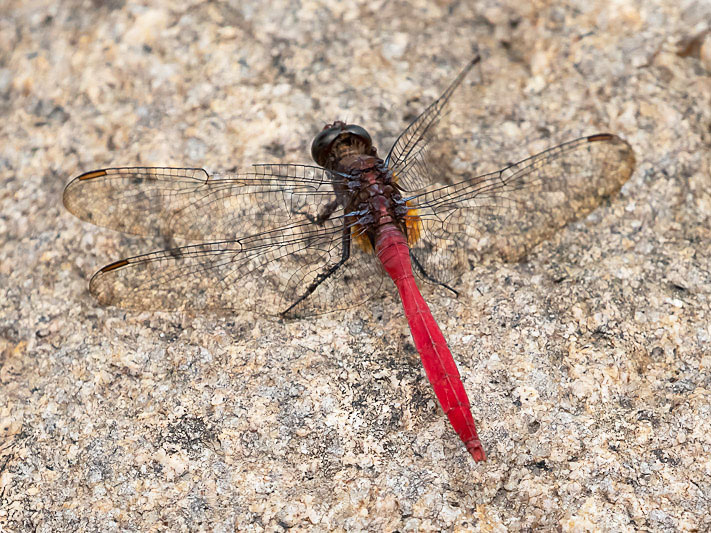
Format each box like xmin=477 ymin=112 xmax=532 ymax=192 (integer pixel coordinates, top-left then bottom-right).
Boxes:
xmin=410 ymin=250 xmax=459 ymax=296
xmin=281 ymin=224 xmax=352 ymax=316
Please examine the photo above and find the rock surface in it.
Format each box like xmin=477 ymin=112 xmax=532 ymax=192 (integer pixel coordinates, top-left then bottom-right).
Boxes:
xmin=1 ymin=0 xmax=710 ymax=531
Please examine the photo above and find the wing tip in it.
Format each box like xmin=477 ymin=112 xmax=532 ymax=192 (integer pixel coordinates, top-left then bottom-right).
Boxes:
xmin=466 ymin=53 xmax=482 ymax=69
xmin=98 ymin=259 xmax=130 ymax=273
xmin=589 ymin=133 xmax=636 ymax=179
xmin=88 ymin=260 xmax=131 ymax=307
xmin=77 ymin=169 xmax=109 ymax=181
xmin=586 ymin=133 xmax=616 ymax=143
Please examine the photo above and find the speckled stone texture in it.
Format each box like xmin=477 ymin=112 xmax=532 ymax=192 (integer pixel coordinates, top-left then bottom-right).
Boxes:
xmin=1 ymin=0 xmax=710 ymax=531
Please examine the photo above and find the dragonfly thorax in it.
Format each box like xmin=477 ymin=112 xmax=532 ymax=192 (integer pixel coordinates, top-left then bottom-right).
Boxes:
xmin=340 ymin=158 xmax=410 ymax=249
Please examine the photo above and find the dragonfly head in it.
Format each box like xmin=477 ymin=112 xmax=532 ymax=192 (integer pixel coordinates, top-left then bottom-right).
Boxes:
xmin=311 ymin=121 xmax=375 ymax=168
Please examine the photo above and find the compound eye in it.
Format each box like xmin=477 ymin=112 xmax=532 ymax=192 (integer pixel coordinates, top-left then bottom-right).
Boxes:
xmin=344 ymin=125 xmax=372 ymax=148
xmin=311 ymin=127 xmax=342 ymax=166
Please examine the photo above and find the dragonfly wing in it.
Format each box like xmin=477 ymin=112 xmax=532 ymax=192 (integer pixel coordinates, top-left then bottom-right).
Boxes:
xmin=63 ymin=165 xmax=339 ymax=240
xmin=89 ymin=217 xmax=385 ymax=317
xmin=406 ymin=134 xmax=636 ymax=287
xmin=386 ymin=56 xmax=481 ymax=192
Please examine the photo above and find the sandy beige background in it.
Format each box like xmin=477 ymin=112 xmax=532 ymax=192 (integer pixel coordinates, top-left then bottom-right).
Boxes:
xmin=1 ymin=0 xmax=710 ymax=531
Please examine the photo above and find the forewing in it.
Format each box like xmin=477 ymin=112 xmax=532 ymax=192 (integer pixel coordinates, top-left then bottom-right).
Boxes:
xmin=63 ymin=165 xmax=339 ymax=240
xmin=406 ymin=134 xmax=636 ymax=286
xmin=386 ymin=55 xmax=482 ymax=192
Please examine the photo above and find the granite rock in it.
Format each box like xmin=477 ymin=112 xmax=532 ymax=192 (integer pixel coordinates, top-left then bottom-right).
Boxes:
xmin=1 ymin=0 xmax=710 ymax=531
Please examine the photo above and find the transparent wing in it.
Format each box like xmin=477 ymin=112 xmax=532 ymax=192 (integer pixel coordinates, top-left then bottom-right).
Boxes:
xmin=405 ymin=134 xmax=636 ymax=287
xmin=385 ymin=55 xmax=481 ymax=192
xmin=87 ymin=217 xmax=385 ymax=317
xmin=64 ymin=165 xmax=386 ymax=316
xmin=63 ymin=165 xmax=341 ymax=240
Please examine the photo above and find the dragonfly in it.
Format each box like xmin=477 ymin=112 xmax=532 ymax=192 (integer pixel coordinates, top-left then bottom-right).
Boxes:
xmin=63 ymin=55 xmax=636 ymax=461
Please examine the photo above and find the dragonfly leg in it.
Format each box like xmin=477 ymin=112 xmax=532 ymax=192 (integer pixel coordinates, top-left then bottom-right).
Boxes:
xmin=410 ymin=251 xmax=459 ymax=296
xmin=280 ymin=224 xmax=352 ymax=316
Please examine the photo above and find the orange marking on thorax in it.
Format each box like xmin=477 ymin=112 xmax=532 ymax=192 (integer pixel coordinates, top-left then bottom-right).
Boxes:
xmin=351 ymin=225 xmax=373 ymax=253
xmin=405 ymin=204 xmax=422 ymax=246
xmin=390 ymin=171 xmax=423 ymax=246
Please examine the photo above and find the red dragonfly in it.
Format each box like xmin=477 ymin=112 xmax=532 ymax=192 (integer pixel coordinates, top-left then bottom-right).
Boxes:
xmin=63 ymin=56 xmax=635 ymax=461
